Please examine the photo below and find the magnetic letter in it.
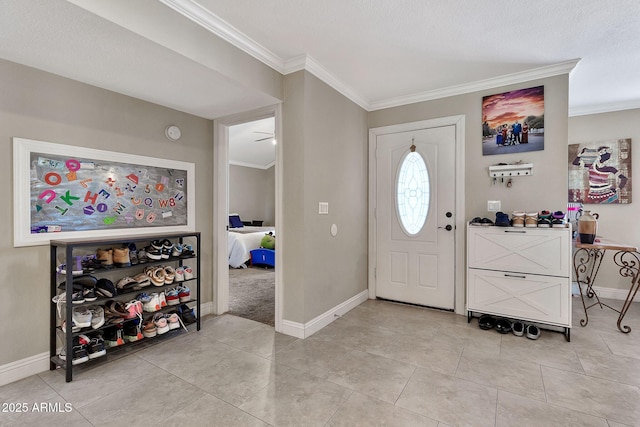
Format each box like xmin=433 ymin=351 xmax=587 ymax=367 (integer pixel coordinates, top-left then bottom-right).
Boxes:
xmin=44 ymin=172 xmax=62 ymax=186
xmin=39 ymin=189 xmax=56 ymax=204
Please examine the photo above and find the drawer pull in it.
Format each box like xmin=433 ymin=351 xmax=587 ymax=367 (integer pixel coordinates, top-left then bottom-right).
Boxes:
xmin=505 ymin=230 xmax=526 ymax=233
xmin=504 ymin=274 xmax=526 ymax=279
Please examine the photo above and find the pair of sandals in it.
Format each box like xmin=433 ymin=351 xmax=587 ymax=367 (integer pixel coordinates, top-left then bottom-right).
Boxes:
xmin=478 ymin=315 xmax=540 ymax=339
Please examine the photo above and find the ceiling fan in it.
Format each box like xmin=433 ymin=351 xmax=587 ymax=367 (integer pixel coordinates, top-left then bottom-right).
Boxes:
xmin=253 ymin=131 xmax=274 ymax=142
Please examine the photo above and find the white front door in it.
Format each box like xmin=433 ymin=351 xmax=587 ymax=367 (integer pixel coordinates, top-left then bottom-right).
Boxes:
xmin=374 ymin=124 xmax=456 ymax=310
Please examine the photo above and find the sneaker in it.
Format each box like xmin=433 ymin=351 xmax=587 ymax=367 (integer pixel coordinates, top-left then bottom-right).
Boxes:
xmin=179 ymin=304 xmax=197 ymax=325
xmin=174 ymin=267 xmax=185 ymax=282
xmin=61 ymin=318 xmax=80 ymax=333
xmin=143 ymin=293 xmax=161 ymax=312
xmin=83 ymin=288 xmax=97 ymax=302
xmin=142 ymin=320 xmax=157 ymax=338
xmin=60 ymin=335 xmax=89 ymax=365
xmin=73 ymin=307 xmax=92 ymax=328
xmin=123 ymin=320 xmax=144 ymax=342
xmin=552 ymin=211 xmax=566 ymax=228
xmin=151 ymin=240 xmax=164 ymax=250
xmin=124 ymin=300 xmax=143 ymax=320
xmin=183 ymin=266 xmax=194 ymax=280
xmin=166 ymin=288 xmax=180 ymax=306
xmin=163 ymin=266 xmax=175 ymax=284
xmin=87 ymin=333 xmax=107 ymax=359
xmin=56 ymin=257 xmax=83 ymax=276
xmin=137 ymin=248 xmax=149 ymax=264
xmin=129 ymin=248 xmax=139 ymax=265
xmin=512 ymin=321 xmax=525 ymax=337
xmin=537 ymin=210 xmax=552 ymax=228
xmin=104 ymin=300 xmax=129 ymax=318
xmin=154 ymin=313 xmax=170 ymax=335
xmin=180 ymin=245 xmax=195 ymax=258
xmin=104 ymin=327 xmax=125 ymax=347
xmin=525 ymin=212 xmax=538 ymax=228
xmin=171 ymin=244 xmax=183 ymax=258
xmin=526 ymin=324 xmax=541 ymax=340
xmin=88 ymin=306 xmax=105 ymax=329
xmin=511 ymin=211 xmax=525 ymax=227
xmin=133 ymin=273 xmax=151 ymax=289
xmin=116 ymin=276 xmax=139 ymax=291
xmin=177 ymin=285 xmax=191 ymax=303
xmin=95 ymin=278 xmax=117 ymax=298
xmin=167 ymin=312 xmax=183 ymax=330
xmin=96 ymin=248 xmax=114 ymax=268
xmin=495 ymin=211 xmax=510 ymax=227
xmin=148 ymin=267 xmax=166 ymax=286
xmin=145 ymin=246 xmax=162 ymax=261
xmin=161 ymin=247 xmax=171 ymax=260
xmin=158 ymin=291 xmax=167 ymax=308
xmin=113 ymin=247 xmax=131 ymax=267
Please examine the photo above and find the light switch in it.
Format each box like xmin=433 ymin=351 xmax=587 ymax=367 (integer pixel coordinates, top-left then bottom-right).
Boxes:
xmin=487 ymin=200 xmax=501 ymax=212
xmin=319 ymin=202 xmax=329 ymax=214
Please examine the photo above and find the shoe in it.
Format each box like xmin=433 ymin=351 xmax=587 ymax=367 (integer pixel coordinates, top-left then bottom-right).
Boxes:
xmin=526 ymin=324 xmax=541 ymax=340
xmin=61 ymin=318 xmax=80 ymax=333
xmin=174 ymin=267 xmax=185 ymax=282
xmin=166 ymin=288 xmax=180 ymax=306
xmin=511 ymin=211 xmax=525 ymax=227
xmin=104 ymin=327 xmax=125 ymax=347
xmin=163 ymin=266 xmax=175 ymax=284
xmin=161 ymin=239 xmax=172 ymax=259
xmin=116 ymin=276 xmax=139 ymax=291
xmin=154 ymin=313 xmax=170 ymax=335
xmin=143 ymin=293 xmax=161 ymax=312
xmin=180 ymin=245 xmax=195 ymax=258
xmin=58 ymin=275 xmax=98 ymax=291
xmin=177 ymin=285 xmax=191 ymax=303
xmin=149 ymin=267 xmax=166 ymax=286
xmin=478 ymin=314 xmax=496 ymax=330
xmin=179 ymin=304 xmax=197 ymax=325
xmin=495 ymin=318 xmax=512 ymax=334
xmin=113 ymin=247 xmax=131 ymax=267
xmin=96 ymin=248 xmax=114 ymax=268
xmin=480 ymin=218 xmax=494 ymax=226
xmin=81 ymin=255 xmax=104 ymax=273
xmin=87 ymin=332 xmax=106 ymax=359
xmin=124 ymin=300 xmax=143 ymax=320
xmin=495 ymin=211 xmax=510 ymax=227
xmin=552 ymin=211 xmax=566 ymax=228
xmin=537 ymin=210 xmax=552 ymax=228
xmin=123 ymin=320 xmax=144 ymax=342
xmin=83 ymin=288 xmax=97 ymax=302
xmin=171 ymin=244 xmax=183 ymax=258
xmin=72 ymin=307 xmax=92 ymax=328
xmin=512 ymin=321 xmax=525 ymax=336
xmin=137 ymin=248 xmax=149 ymax=264
xmin=88 ymin=306 xmax=105 ymax=329
xmin=167 ymin=312 xmax=183 ymax=330
xmin=142 ymin=320 xmax=157 ymax=338
xmin=128 ymin=243 xmax=139 ymax=265
xmin=104 ymin=300 xmax=129 ymax=318
xmin=183 ymin=266 xmax=194 ymax=280
xmin=145 ymin=246 xmax=162 ymax=261
xmin=158 ymin=291 xmax=167 ymax=308
xmin=56 ymin=257 xmax=83 ymax=276
xmin=133 ymin=273 xmax=151 ymax=289
xmin=469 ymin=217 xmax=483 ymax=226
xmin=151 ymin=240 xmax=164 ymax=250
xmin=525 ymin=212 xmax=538 ymax=228
xmin=60 ymin=335 xmax=89 ymax=365
xmin=95 ymin=278 xmax=117 ymax=298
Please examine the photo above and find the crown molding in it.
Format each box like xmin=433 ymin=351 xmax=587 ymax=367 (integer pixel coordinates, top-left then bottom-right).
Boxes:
xmin=369 ymin=59 xmax=581 ymax=111
xmin=229 ymin=160 xmax=275 ymax=170
xmin=158 ymin=0 xmax=285 ymax=72
xmin=569 ymin=99 xmax=640 ymax=117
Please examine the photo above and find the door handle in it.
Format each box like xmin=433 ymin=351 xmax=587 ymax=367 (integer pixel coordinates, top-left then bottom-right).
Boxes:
xmin=438 ymin=225 xmax=453 ymax=231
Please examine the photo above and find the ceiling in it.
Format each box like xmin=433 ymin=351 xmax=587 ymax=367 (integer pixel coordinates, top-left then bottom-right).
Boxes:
xmin=229 ymin=117 xmax=276 ymax=169
xmin=2 ymin=0 xmax=640 ymax=126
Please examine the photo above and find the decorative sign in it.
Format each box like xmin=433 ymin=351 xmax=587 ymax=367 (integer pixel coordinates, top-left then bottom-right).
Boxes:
xmin=568 ymin=138 xmax=632 ymax=204
xmin=13 ymin=138 xmax=195 ymax=246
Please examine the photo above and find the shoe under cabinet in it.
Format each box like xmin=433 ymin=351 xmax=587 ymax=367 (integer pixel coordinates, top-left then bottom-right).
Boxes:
xmin=49 ymin=231 xmax=201 ymax=382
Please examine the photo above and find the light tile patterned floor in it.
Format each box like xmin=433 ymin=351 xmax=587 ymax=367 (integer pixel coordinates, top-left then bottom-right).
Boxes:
xmin=1 ymin=297 xmax=639 ymax=426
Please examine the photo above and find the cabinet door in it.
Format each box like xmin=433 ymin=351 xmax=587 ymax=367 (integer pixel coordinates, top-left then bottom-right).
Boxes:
xmin=467 ymin=268 xmax=571 ymax=327
xmin=467 ymin=227 xmax=570 ymax=277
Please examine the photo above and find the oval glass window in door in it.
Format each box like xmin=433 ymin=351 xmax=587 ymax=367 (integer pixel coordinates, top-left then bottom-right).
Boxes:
xmin=396 ymin=151 xmax=430 ymax=235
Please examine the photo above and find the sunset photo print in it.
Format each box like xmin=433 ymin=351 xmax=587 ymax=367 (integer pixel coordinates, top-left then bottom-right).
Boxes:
xmin=482 ymin=86 xmax=544 ymax=156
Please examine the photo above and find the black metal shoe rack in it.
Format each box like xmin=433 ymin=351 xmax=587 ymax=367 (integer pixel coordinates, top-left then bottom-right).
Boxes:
xmin=49 ymin=232 xmax=201 ymax=382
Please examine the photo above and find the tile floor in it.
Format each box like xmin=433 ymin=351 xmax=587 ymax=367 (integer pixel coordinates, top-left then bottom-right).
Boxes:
xmin=1 ymin=296 xmax=639 ymax=426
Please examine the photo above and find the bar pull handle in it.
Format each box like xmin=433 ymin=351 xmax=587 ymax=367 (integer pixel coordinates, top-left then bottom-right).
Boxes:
xmin=505 ymin=230 xmax=526 ymax=233
xmin=504 ymin=274 xmax=526 ymax=279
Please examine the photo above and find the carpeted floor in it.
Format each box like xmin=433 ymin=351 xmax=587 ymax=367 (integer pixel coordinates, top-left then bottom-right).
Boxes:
xmin=228 ymin=266 xmax=275 ymax=326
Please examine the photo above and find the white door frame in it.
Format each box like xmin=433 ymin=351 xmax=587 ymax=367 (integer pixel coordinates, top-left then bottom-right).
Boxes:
xmin=368 ymin=115 xmax=466 ymax=315
xmin=213 ymin=103 xmax=283 ymax=331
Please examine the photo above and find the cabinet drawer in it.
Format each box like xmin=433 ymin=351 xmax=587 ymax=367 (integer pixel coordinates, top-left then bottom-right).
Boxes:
xmin=467 ymin=268 xmax=571 ymax=327
xmin=467 ymin=226 xmax=571 ymax=276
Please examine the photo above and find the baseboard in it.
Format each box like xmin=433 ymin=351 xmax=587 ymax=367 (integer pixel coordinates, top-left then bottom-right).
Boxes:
xmin=572 ymin=282 xmax=631 ymax=301
xmin=0 ymin=352 xmax=50 ymax=387
xmin=279 ymin=289 xmax=369 ymax=339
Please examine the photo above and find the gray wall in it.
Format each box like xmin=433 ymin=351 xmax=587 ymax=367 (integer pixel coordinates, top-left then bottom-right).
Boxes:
xmin=369 ymin=75 xmax=570 ymax=223
xmin=283 ymin=71 xmax=369 ymax=324
xmin=569 ymin=109 xmax=640 ymax=290
xmin=229 ymin=165 xmax=275 ymax=226
xmin=0 ymin=59 xmax=213 ymax=366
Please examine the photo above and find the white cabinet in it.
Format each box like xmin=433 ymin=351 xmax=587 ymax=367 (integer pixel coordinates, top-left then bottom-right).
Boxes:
xmin=467 ymin=225 xmax=572 ymax=338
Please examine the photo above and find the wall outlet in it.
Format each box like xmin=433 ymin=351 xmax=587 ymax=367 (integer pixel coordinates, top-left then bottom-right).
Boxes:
xmin=487 ymin=200 xmax=501 ymax=212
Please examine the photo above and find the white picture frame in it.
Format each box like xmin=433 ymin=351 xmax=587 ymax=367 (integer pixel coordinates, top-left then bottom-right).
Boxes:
xmin=13 ymin=137 xmax=196 ymax=247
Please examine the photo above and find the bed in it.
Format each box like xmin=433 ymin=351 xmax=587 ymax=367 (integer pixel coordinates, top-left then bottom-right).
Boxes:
xmin=228 ymin=215 xmax=275 ymax=268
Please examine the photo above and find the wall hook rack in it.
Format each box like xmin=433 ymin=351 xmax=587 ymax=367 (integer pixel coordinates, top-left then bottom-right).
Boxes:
xmin=488 ymin=163 xmax=533 ymax=178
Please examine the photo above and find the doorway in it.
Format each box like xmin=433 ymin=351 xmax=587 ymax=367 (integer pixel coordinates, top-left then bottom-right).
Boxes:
xmin=368 ymin=116 xmax=466 ymax=314
xmin=214 ymin=104 xmax=283 ymax=330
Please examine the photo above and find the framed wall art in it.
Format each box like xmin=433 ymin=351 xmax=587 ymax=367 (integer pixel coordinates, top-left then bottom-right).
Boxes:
xmin=568 ymin=138 xmax=631 ymax=204
xmin=13 ymin=137 xmax=195 ymax=247
xmin=482 ymin=85 xmax=545 ymax=156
